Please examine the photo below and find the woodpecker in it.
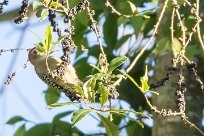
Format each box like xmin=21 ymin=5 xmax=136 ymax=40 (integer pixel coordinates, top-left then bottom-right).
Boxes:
xmin=28 ymin=47 xmax=82 ymax=101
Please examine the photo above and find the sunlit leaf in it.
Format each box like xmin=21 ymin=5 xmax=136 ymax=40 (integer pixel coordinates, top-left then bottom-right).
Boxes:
xmin=45 ymin=25 xmax=52 ymax=51
xmin=96 ymin=86 xmax=109 ymax=106
xmin=71 ymin=109 xmax=92 ymax=126
xmin=83 ymin=76 xmax=96 ymax=102
xmin=127 ymin=1 xmax=137 ymax=14
xmin=50 ymin=1 xmax=62 ymax=7
xmin=50 ymin=36 xmax=66 ymax=52
xmin=33 ymin=1 xmax=43 ymax=10
xmin=47 ymin=102 xmax=80 ymax=108
xmin=97 ymin=113 xmax=119 ymax=136
xmin=89 ymin=64 xmax=101 ymax=72
xmin=108 ymin=56 xmax=128 ymax=73
xmin=35 ymin=44 xmax=46 ymax=53
xmin=171 ymin=38 xmax=182 ymax=57
xmin=140 ymin=65 xmax=150 ymax=92
xmin=73 ymin=85 xmax=84 ymax=96
xmin=125 ymin=73 xmax=140 ymax=89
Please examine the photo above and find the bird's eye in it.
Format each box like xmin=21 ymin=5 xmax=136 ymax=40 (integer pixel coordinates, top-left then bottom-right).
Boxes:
xmin=33 ymin=50 xmax=37 ymax=55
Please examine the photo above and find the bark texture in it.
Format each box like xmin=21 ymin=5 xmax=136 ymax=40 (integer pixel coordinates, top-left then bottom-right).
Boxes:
xmin=152 ymin=0 xmax=204 ymax=136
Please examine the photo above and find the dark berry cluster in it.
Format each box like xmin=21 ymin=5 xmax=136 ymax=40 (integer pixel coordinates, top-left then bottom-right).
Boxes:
xmin=0 ymin=0 xmax=8 ymax=14
xmin=4 ymin=61 xmax=28 ymax=85
xmin=0 ymin=48 xmax=30 ymax=57
xmin=0 ymin=49 xmax=4 ymax=56
xmin=175 ymin=75 xmax=186 ymax=113
xmin=4 ymin=72 xmax=16 ymax=85
xmin=108 ymin=85 xmax=119 ymax=99
xmin=67 ymin=0 xmax=89 ymax=20
xmin=48 ymin=9 xmax=61 ymax=36
xmin=150 ymin=67 xmax=177 ymax=89
xmin=14 ymin=0 xmax=29 ymax=24
xmin=61 ymin=37 xmax=76 ymax=63
xmin=61 ymin=0 xmax=67 ymax=24
xmin=186 ymin=61 xmax=204 ymax=91
xmin=64 ymin=15 xmax=69 ymax=23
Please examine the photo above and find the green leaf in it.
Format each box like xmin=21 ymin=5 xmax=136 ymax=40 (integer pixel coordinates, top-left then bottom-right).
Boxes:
xmin=115 ymin=34 xmax=132 ymax=49
xmin=53 ymin=111 xmax=72 ymax=122
xmin=111 ymin=112 xmax=144 ymax=128
xmin=97 ymin=113 xmax=119 ymax=136
xmin=50 ymin=1 xmax=62 ymax=7
xmin=45 ymin=86 xmax=60 ymax=105
xmin=125 ymin=73 xmax=140 ymax=90
xmin=96 ymin=86 xmax=109 ymax=106
xmin=108 ymin=109 xmax=150 ymax=119
xmin=50 ymin=35 xmax=66 ymax=52
xmin=33 ymin=1 xmax=43 ymax=10
xmin=24 ymin=123 xmax=51 ymax=136
xmin=185 ymin=45 xmax=200 ymax=59
xmin=83 ymin=76 xmax=96 ymax=102
xmin=153 ymin=37 xmax=170 ymax=54
xmin=76 ymin=10 xmax=89 ymax=27
xmin=125 ymin=67 xmax=152 ymax=94
xmin=108 ymin=56 xmax=128 ymax=73
xmin=45 ymin=25 xmax=52 ymax=51
xmin=29 ymin=30 xmax=45 ymax=47
xmin=126 ymin=121 xmax=144 ymax=136
xmin=73 ymin=85 xmax=84 ymax=96
xmin=127 ymin=1 xmax=137 ymax=14
xmin=116 ymin=1 xmax=136 ymax=15
xmin=117 ymin=16 xmax=129 ymax=26
xmin=140 ymin=65 xmax=150 ymax=92
xmin=71 ymin=109 xmax=92 ymax=126
xmin=14 ymin=124 xmax=26 ymax=136
xmin=36 ymin=9 xmax=49 ymax=21
xmin=47 ymin=102 xmax=80 ymax=108
xmin=89 ymin=64 xmax=101 ymax=72
xmin=51 ymin=121 xmax=72 ymax=136
xmin=43 ymin=0 xmax=51 ymax=3
xmin=35 ymin=44 xmax=46 ymax=53
xmin=171 ymin=38 xmax=182 ymax=57
xmin=112 ymin=112 xmax=124 ymax=125
xmin=103 ymin=14 xmax=118 ymax=47
xmin=130 ymin=16 xmax=144 ymax=35
xmin=6 ymin=116 xmax=25 ymax=125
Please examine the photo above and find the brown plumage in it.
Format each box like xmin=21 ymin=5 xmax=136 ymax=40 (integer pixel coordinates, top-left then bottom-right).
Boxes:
xmin=28 ymin=47 xmax=82 ymax=101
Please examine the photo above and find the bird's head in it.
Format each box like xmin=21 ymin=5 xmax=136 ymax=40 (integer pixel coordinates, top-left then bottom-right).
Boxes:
xmin=28 ymin=47 xmax=46 ymax=66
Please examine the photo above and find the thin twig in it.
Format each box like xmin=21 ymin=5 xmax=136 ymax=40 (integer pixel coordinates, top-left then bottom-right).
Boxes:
xmin=87 ymin=7 xmax=105 ymax=56
xmin=182 ymin=115 xmax=204 ymax=135
xmin=170 ymin=7 xmax=176 ymax=44
xmin=172 ymin=0 xmax=186 ymax=46
xmin=195 ymin=0 xmax=204 ymax=51
xmin=114 ymin=0 xmax=170 ymax=86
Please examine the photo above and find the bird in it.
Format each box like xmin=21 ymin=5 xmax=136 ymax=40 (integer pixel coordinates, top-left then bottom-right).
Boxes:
xmin=28 ymin=47 xmax=82 ymax=101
